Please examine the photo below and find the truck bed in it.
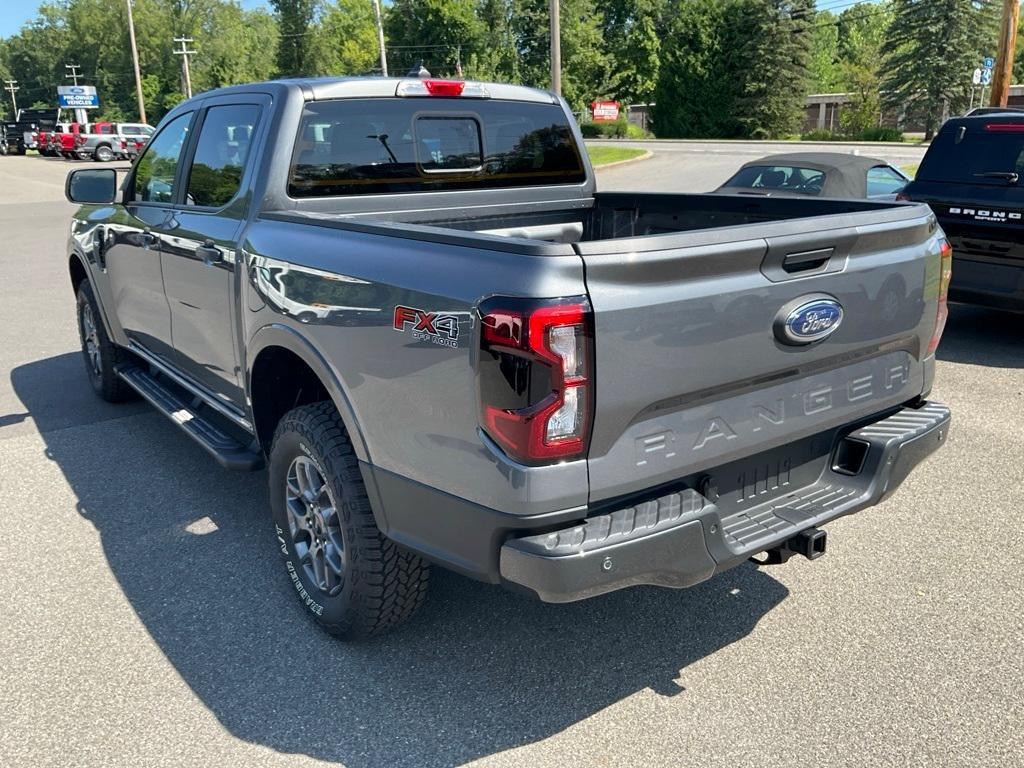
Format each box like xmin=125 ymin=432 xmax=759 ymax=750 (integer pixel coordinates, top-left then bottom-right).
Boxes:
xmin=267 ymin=192 xmax=926 ymax=257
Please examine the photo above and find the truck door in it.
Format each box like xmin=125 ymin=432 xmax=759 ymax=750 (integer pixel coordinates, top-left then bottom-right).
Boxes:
xmin=157 ymin=97 xmax=266 ymax=409
xmin=106 ymin=110 xmax=195 ymax=362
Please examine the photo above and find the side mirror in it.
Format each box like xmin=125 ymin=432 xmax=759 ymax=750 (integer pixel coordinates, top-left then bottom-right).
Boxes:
xmin=66 ymin=168 xmax=118 ymax=204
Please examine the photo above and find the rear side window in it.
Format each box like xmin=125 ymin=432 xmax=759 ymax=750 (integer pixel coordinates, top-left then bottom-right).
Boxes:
xmin=723 ymin=165 xmax=826 ymax=195
xmin=134 ymin=112 xmax=192 ymax=203
xmin=288 ymin=98 xmax=586 ymax=197
xmin=185 ymin=104 xmax=261 ymax=208
xmin=917 ymin=125 xmax=1024 ymax=185
xmin=866 ymin=166 xmax=908 ymax=197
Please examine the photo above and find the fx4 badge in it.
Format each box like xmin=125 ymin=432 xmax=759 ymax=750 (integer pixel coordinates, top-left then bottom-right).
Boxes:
xmin=393 ymin=305 xmax=460 ymax=348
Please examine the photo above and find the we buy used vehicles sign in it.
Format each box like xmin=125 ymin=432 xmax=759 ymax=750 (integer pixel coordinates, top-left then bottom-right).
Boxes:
xmin=591 ymin=100 xmax=620 ymax=122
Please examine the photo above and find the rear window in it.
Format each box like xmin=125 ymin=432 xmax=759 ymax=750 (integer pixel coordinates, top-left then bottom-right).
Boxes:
xmin=917 ymin=124 xmax=1024 ymax=185
xmin=723 ymin=165 xmax=826 ymax=195
xmin=287 ymin=98 xmax=586 ymax=197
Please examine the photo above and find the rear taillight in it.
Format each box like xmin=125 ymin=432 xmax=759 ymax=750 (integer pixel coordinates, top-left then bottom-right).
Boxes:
xmin=928 ymin=238 xmax=953 ymax=355
xmin=75 ymin=135 xmax=85 ymax=146
xmin=478 ymin=297 xmax=593 ymax=464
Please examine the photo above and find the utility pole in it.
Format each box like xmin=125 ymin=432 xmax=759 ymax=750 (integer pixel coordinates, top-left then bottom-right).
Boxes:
xmin=990 ymin=0 xmax=1020 ymax=107
xmin=65 ymin=63 xmax=87 ymax=124
xmin=549 ymin=0 xmax=561 ymax=96
xmin=371 ymin=0 xmax=388 ymax=76
xmin=126 ymin=0 xmax=147 ymax=124
xmin=173 ymin=37 xmax=196 ymax=99
xmin=3 ymin=79 xmax=18 ymax=120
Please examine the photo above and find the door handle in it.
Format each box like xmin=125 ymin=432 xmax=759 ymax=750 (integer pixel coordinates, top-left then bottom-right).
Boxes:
xmin=782 ymin=247 xmax=834 ymax=274
xmin=196 ymin=240 xmax=223 ymax=265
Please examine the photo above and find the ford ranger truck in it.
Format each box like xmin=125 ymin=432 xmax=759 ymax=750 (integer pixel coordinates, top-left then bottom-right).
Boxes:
xmin=63 ymin=77 xmax=952 ymax=639
xmin=901 ymin=113 xmax=1024 ymax=312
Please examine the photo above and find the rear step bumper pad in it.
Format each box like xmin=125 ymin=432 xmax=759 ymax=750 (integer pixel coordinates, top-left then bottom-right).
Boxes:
xmin=500 ymin=401 xmax=950 ymax=603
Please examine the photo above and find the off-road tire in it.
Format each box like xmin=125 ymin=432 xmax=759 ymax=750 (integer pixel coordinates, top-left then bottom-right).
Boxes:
xmin=269 ymin=402 xmax=430 ymax=639
xmin=76 ymin=280 xmax=134 ymax=402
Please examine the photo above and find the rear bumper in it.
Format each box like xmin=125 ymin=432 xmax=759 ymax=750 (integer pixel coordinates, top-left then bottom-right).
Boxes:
xmin=949 ymin=257 xmax=1024 ymax=312
xmin=499 ymin=402 xmax=950 ymax=603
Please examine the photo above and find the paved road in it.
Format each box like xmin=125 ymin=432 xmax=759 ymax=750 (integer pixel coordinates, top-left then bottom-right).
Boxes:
xmin=0 ymin=150 xmax=1021 ymax=768
xmin=592 ymin=139 xmax=928 ymax=192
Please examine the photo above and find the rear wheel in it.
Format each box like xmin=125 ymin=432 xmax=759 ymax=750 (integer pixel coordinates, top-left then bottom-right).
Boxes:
xmin=269 ymin=402 xmax=430 ymax=639
xmin=76 ymin=280 xmax=134 ymax=402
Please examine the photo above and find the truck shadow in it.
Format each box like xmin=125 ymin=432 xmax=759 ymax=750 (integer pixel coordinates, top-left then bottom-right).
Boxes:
xmin=937 ymin=304 xmax=1024 ymax=368
xmin=14 ymin=354 xmax=788 ymax=767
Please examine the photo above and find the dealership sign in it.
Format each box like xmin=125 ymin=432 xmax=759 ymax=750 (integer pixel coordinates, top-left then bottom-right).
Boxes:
xmin=57 ymin=85 xmax=99 ymax=109
xmin=591 ymin=100 xmax=620 ymax=122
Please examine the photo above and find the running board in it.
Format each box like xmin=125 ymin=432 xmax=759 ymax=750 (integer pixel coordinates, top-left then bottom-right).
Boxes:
xmin=116 ymin=364 xmax=264 ymax=471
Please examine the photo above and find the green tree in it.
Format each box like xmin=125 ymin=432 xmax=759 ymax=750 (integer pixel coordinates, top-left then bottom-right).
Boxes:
xmin=272 ymin=0 xmax=321 ymax=77
xmin=385 ymin=0 xmax=483 ymax=76
xmin=513 ymin=0 xmax=615 ymax=114
xmin=729 ymin=0 xmax=815 ymax=139
xmin=808 ymin=12 xmax=841 ymax=94
xmin=466 ymin=0 xmax=521 ymax=83
xmin=603 ymin=0 xmax=665 ymax=104
xmin=882 ymin=0 xmax=1000 ymax=138
xmin=651 ymin=0 xmax=734 ymax=137
xmin=315 ymin=0 xmax=381 ymax=76
xmin=836 ymin=2 xmax=892 ymax=134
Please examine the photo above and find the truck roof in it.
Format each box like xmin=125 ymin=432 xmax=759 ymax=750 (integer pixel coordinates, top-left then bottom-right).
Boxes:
xmin=183 ymin=76 xmax=560 ymax=106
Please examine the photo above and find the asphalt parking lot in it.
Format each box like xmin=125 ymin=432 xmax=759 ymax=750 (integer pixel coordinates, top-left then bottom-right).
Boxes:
xmin=1 ymin=147 xmax=1021 ymax=768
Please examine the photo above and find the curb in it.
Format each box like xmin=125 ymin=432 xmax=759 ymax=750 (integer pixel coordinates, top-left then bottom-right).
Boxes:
xmin=591 ymin=149 xmax=654 ymax=170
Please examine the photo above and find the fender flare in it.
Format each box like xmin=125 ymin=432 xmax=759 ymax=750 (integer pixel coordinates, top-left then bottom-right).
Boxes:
xmin=69 ymin=248 xmax=119 ymax=342
xmin=245 ymin=323 xmax=370 ymax=463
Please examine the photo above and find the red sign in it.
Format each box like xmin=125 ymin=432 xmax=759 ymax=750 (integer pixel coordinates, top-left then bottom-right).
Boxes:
xmin=591 ymin=100 xmax=620 ymax=122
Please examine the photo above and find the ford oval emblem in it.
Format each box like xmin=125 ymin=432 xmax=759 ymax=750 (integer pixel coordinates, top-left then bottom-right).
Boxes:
xmin=775 ymin=296 xmax=843 ymax=345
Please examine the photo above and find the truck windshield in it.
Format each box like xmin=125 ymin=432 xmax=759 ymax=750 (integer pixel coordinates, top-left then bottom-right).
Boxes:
xmin=287 ymin=98 xmax=586 ymax=197
xmin=917 ymin=126 xmax=1024 ymax=186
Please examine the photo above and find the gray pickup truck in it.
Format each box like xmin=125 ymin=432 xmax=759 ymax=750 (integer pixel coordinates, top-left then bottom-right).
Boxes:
xmin=64 ymin=77 xmax=952 ymax=638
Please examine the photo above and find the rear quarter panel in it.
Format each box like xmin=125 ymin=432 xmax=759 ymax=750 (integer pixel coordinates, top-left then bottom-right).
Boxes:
xmin=240 ymin=218 xmax=590 ymax=515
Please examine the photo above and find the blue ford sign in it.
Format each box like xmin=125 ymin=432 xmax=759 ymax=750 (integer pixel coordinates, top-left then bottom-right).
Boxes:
xmin=775 ymin=296 xmax=843 ymax=345
xmin=57 ymin=85 xmax=99 ymax=109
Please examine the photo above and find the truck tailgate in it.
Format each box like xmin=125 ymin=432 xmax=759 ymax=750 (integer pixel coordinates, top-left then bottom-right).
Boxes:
xmin=578 ymin=205 xmax=942 ymax=502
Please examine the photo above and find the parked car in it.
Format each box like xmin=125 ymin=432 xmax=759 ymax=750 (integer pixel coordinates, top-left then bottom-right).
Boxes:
xmin=64 ymin=76 xmax=951 ymax=639
xmin=0 ymin=122 xmax=25 ymax=155
xmin=119 ymin=135 xmax=147 ymax=159
xmin=716 ymin=152 xmax=911 ymax=199
xmin=78 ymin=121 xmax=154 ymax=161
xmin=53 ymin=122 xmax=89 ymax=159
xmin=900 ymin=113 xmax=1024 ymax=312
xmin=13 ymin=107 xmax=58 ymax=152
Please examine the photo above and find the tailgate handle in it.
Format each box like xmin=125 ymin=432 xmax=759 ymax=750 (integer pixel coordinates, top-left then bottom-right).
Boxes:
xmin=782 ymin=247 xmax=834 ymax=274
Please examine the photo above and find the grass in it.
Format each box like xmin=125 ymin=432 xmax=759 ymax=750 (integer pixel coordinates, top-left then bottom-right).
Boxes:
xmin=587 ymin=146 xmax=647 ymax=167
xmin=900 ymin=163 xmax=919 ymax=178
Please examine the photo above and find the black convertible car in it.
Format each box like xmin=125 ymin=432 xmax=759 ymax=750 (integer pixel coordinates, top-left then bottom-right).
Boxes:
xmin=716 ymin=152 xmax=911 ymax=199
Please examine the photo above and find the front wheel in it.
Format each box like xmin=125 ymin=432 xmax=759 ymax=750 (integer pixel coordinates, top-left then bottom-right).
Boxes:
xmin=269 ymin=402 xmax=430 ymax=639
xmin=76 ymin=280 xmax=134 ymax=402
xmin=94 ymin=144 xmax=114 ymax=162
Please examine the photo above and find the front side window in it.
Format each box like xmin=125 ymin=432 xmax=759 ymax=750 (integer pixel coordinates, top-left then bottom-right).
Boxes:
xmin=288 ymin=98 xmax=586 ymax=196
xmin=133 ymin=112 xmax=192 ymax=204
xmin=185 ymin=104 xmax=261 ymax=208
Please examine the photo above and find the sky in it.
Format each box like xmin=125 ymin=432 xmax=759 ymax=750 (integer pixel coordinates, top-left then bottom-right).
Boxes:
xmin=0 ymin=0 xmax=270 ymax=39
